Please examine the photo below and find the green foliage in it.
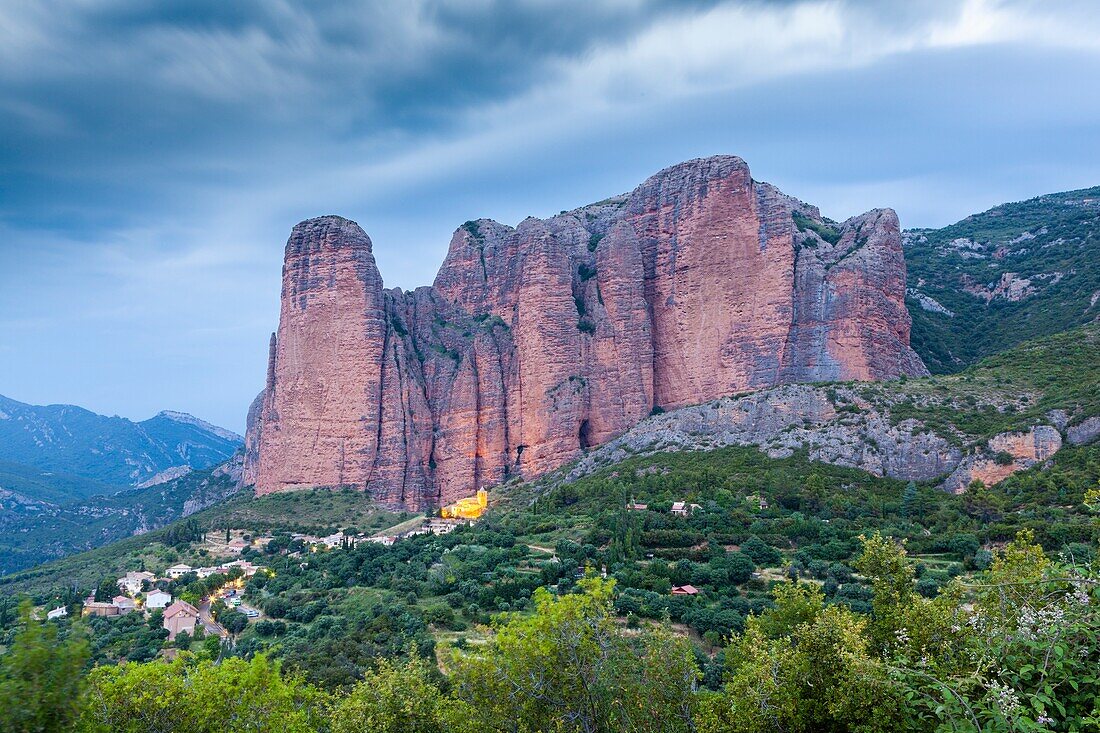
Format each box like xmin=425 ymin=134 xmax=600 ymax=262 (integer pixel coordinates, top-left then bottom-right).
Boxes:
xmin=885 ymin=324 xmax=1100 ymax=444
xmin=0 ymin=601 xmax=89 ymax=733
xmin=704 ymin=532 xmax=1100 ymax=732
xmin=329 ymin=655 xmax=464 ymax=733
xmin=78 ymin=654 xmax=327 ymax=732
xmin=449 ymin=577 xmax=699 ymax=733
xmin=792 ymin=211 xmax=841 ymax=245
xmin=905 ymin=187 xmax=1100 ymax=372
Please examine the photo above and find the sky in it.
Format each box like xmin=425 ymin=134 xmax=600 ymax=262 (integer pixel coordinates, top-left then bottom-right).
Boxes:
xmin=2 ymin=0 xmax=1100 ymax=434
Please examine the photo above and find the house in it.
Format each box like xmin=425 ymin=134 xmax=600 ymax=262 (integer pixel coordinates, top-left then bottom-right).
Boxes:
xmin=745 ymin=494 xmax=769 ymax=510
xmin=321 ymin=532 xmax=346 ymax=549
xmin=82 ymin=601 xmax=120 ymax=617
xmin=46 ymin=606 xmax=68 ymax=620
xmin=220 ymin=559 xmax=260 ymax=576
xmin=117 ymin=570 xmax=156 ymax=595
xmin=625 ymin=499 xmax=648 ymax=511
xmin=166 ymin=563 xmax=193 ymax=579
xmin=162 ymin=600 xmax=200 ymax=640
xmin=112 ymin=596 xmax=137 ymax=614
xmin=670 ymin=502 xmax=703 ymax=517
xmin=365 ymin=535 xmax=395 ymax=546
xmin=671 ymin=585 xmax=700 ymax=596
xmin=145 ymin=589 xmax=172 ymax=609
xmin=426 ymin=518 xmax=462 ymax=535
xmin=227 ymin=538 xmax=248 ymax=553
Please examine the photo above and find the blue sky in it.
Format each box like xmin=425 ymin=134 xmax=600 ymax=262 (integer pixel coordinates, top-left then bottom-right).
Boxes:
xmin=2 ymin=0 xmax=1100 ymax=433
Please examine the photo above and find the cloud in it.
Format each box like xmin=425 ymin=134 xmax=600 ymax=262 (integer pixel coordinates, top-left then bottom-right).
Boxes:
xmin=1 ymin=0 xmax=1099 ymax=430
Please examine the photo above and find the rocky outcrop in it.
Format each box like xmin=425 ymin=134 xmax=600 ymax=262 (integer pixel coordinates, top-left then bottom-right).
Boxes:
xmin=560 ymin=384 xmax=963 ymax=486
xmin=248 ymin=156 xmax=927 ymax=509
xmin=942 ymin=426 xmax=1063 ymax=494
xmin=1067 ymin=416 xmax=1100 ymax=446
xmin=552 ymin=388 xmax=1073 ymax=493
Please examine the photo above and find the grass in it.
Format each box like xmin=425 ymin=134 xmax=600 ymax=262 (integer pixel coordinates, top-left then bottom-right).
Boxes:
xmin=886 ymin=324 xmax=1100 ymax=442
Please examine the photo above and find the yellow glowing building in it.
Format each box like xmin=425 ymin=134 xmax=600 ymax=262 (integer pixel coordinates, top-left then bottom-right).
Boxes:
xmin=441 ymin=488 xmax=488 ymax=520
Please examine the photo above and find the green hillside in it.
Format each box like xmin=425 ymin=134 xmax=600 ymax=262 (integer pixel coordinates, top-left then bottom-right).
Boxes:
xmin=0 ymin=463 xmax=242 ymax=576
xmin=904 ymin=186 xmax=1100 ymax=372
xmin=0 ymin=460 xmax=117 ymax=506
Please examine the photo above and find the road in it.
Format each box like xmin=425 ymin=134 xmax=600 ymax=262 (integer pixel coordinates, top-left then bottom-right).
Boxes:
xmin=197 ymin=598 xmax=227 ymax=637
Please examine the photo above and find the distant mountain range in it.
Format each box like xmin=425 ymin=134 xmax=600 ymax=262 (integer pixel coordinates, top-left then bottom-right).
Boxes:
xmin=904 ymin=186 xmax=1100 ymax=372
xmin=0 ymin=395 xmax=245 ymax=575
xmin=0 ymin=394 xmax=242 ymax=500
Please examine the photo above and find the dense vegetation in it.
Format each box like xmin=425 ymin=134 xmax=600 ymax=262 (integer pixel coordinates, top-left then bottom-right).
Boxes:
xmin=3 ymin=439 xmax=1097 ymax=720
xmin=1 ymin=324 xmax=1098 ymax=730
xmin=0 ymin=465 xmax=242 ymax=576
xmin=875 ymin=323 xmax=1100 ymax=444
xmin=1 ymin=526 xmax=1097 ymax=732
xmin=904 ymin=186 xmax=1100 ymax=372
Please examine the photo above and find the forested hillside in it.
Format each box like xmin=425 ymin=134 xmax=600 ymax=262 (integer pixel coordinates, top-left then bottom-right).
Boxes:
xmin=905 ymin=186 xmax=1100 ymax=371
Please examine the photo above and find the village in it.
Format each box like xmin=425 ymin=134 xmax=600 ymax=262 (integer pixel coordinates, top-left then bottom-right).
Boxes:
xmin=34 ymin=488 xmax=495 ymax=646
xmin=41 ymin=558 xmax=266 ymax=644
xmin=31 ymin=485 xmax=731 ymax=652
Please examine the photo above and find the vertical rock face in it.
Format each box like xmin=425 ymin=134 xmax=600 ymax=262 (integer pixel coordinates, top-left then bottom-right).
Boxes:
xmin=249 ymin=156 xmax=927 ymax=509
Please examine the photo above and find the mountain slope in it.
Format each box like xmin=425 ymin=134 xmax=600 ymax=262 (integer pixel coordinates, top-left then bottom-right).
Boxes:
xmin=0 ymin=458 xmax=245 ymax=575
xmin=904 ymin=186 xmax=1100 ymax=372
xmin=0 ymin=394 xmax=243 ymax=489
xmin=0 ymin=459 xmax=118 ymax=506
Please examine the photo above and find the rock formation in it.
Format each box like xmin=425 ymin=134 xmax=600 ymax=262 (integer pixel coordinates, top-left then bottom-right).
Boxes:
xmin=247 ymin=156 xmax=927 ymax=509
xmin=942 ymin=426 xmax=1063 ymax=494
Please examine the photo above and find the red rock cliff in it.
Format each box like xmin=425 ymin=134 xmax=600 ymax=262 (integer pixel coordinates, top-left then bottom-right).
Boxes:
xmin=248 ymin=156 xmax=926 ymax=508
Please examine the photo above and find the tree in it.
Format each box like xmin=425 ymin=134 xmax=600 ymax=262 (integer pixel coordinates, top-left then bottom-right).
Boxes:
xmin=450 ymin=577 xmax=699 ymax=733
xmin=853 ymin=533 xmax=915 ymax=651
xmin=220 ymin=611 xmax=249 ymax=635
xmin=705 ymin=587 xmax=910 ymax=733
xmin=78 ymin=654 xmax=326 ymax=732
xmin=330 ymin=655 xmax=465 ymax=733
xmin=93 ymin=577 xmax=116 ymax=603
xmin=201 ymin=635 xmax=222 ymax=661
xmin=900 ymin=481 xmax=918 ymax=518
xmin=739 ymin=535 xmax=781 ymax=567
xmin=804 ymin=471 xmax=827 ymax=511
xmin=0 ymin=601 xmax=89 ymax=733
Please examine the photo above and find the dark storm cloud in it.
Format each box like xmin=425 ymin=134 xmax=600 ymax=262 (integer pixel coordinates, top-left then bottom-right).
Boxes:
xmin=1 ymin=0 xmax=1099 ymax=431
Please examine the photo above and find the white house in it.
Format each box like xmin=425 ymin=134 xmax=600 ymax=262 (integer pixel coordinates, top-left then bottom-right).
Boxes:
xmin=145 ymin=589 xmax=172 ymax=609
xmin=46 ymin=606 xmax=68 ymax=620
xmin=112 ymin=596 xmax=137 ymax=614
xmin=117 ymin=570 xmax=156 ymax=596
xmin=670 ymin=501 xmax=702 ymax=517
xmin=166 ymin=564 xmax=193 ymax=579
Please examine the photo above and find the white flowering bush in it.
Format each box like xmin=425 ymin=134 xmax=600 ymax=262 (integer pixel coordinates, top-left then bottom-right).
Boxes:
xmin=896 ymin=530 xmax=1099 ymax=731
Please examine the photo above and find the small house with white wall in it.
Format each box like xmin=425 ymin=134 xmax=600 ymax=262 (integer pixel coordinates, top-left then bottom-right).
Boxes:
xmin=166 ymin=564 xmax=193 ymax=579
